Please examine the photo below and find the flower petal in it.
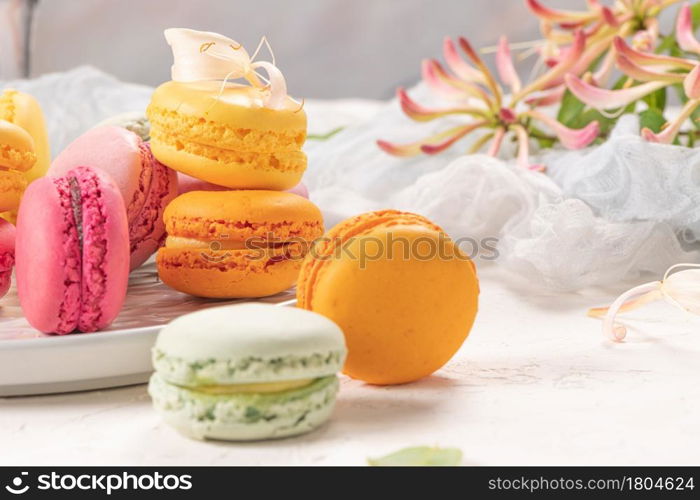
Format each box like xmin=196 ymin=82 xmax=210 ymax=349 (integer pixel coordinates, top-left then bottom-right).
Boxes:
xmin=616 ymin=53 xmax=686 ymax=83
xmin=496 ymin=36 xmax=522 ymax=93
xmin=642 ymin=98 xmax=700 ymax=144
xmin=513 ymin=29 xmax=586 ymax=102
xmin=443 ymin=37 xmax=484 ymax=83
xmin=458 ymin=37 xmax=502 ymax=105
xmin=421 ymin=59 xmax=468 ymax=100
xmin=684 ymin=64 xmax=700 ymax=99
xmin=524 ymin=109 xmax=600 ymax=149
xmin=565 ymin=74 xmax=667 ymax=109
xmin=377 ymin=122 xmax=487 ymax=157
xmin=513 ymin=125 xmax=545 ymax=171
xmin=677 ymin=3 xmax=700 ymax=55
xmin=525 ymin=85 xmax=566 ymax=107
xmin=613 ymin=36 xmax=695 ymax=71
xmin=396 ymin=87 xmax=486 ymax=122
xmin=487 ymin=127 xmax=506 ymax=156
xmin=525 ymin=0 xmax=594 ymax=23
xmin=420 ymin=121 xmax=489 ymax=154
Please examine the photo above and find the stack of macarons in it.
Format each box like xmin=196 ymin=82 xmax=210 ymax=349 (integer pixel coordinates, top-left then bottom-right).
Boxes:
xmin=0 ymin=82 xmax=184 ymax=333
xmin=0 ymin=89 xmax=50 ymax=223
xmin=147 ymin=30 xmax=324 ymax=299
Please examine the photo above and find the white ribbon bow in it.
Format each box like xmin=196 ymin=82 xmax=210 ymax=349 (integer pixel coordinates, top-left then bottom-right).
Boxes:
xmin=164 ymin=28 xmax=288 ymax=109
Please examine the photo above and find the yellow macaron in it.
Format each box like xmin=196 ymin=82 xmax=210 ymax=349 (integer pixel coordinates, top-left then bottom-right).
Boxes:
xmin=297 ymin=210 xmax=480 ymax=385
xmin=0 ymin=89 xmax=50 ymax=221
xmin=0 ymin=120 xmax=36 ymax=213
xmin=147 ymin=81 xmax=306 ymax=190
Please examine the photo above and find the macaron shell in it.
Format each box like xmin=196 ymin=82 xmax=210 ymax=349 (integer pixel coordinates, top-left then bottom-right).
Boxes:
xmin=127 ymin=143 xmax=178 ymax=270
xmin=149 ymin=142 xmax=305 ymax=190
xmin=298 ymin=211 xmax=479 ymax=385
xmin=16 ymin=176 xmax=82 ymax=333
xmin=0 ymin=89 xmax=51 ymax=183
xmin=149 ymin=373 xmax=339 ymax=441
xmin=0 ymin=120 xmax=36 ymax=172
xmin=50 ymin=126 xmax=144 ymax=219
xmin=72 ymin=167 xmax=130 ymax=331
xmin=0 ymin=219 xmax=15 ymax=298
xmin=147 ymin=81 xmax=306 ymax=190
xmin=164 ymin=190 xmax=323 ymax=243
xmin=0 ymin=170 xmax=26 ymax=212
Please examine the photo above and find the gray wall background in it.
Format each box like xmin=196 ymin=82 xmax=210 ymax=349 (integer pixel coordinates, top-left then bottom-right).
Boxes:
xmin=0 ymin=0 xmax=676 ymax=98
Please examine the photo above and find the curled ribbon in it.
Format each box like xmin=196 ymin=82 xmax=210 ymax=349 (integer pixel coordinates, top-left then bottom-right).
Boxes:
xmin=164 ymin=28 xmax=289 ymax=109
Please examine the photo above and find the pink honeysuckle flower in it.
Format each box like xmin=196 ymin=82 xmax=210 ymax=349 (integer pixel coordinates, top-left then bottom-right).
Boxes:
xmin=378 ymin=1 xmax=681 ymax=165
xmin=530 ymin=0 xmax=682 ymax=92
xmin=443 ymin=37 xmax=485 ymax=84
xmin=566 ymin=73 xmax=668 ymax=108
xmin=565 ymin=3 xmax=700 ymax=145
xmin=522 ymin=109 xmax=601 ymax=149
xmin=677 ymin=0 xmax=700 ymax=53
xmin=684 ymin=64 xmax=700 ymax=100
xmin=396 ymin=87 xmax=488 ymax=122
xmin=641 ymin=98 xmax=700 ymax=144
xmin=496 ymin=36 xmax=522 ymax=93
xmin=378 ymin=28 xmax=599 ymax=168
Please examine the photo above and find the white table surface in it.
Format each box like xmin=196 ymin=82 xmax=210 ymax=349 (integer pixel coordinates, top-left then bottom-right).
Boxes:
xmin=2 ymin=99 xmax=699 ymax=466
xmin=2 ymin=263 xmax=699 ymax=466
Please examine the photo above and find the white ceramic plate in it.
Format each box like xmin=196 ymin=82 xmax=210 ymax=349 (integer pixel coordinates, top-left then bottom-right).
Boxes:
xmin=0 ymin=262 xmax=296 ymax=396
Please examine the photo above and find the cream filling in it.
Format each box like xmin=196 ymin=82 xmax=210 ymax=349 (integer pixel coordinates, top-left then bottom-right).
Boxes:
xmin=192 ymin=378 xmax=315 ymax=395
xmin=165 ymin=235 xmax=249 ymax=250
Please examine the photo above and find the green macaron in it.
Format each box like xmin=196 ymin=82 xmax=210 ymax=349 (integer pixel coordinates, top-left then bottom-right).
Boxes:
xmin=148 ymin=303 xmax=347 ymax=441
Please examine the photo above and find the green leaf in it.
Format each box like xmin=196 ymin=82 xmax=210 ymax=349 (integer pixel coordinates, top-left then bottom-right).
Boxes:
xmin=643 ymin=87 xmax=667 ymax=113
xmin=692 ymin=2 xmax=700 ymax=30
xmin=368 ymin=446 xmax=463 ymax=466
xmin=639 ymin=108 xmax=666 ymax=133
xmin=692 ymin=105 xmax=700 ymax=131
xmin=656 ymin=34 xmax=677 ymax=54
xmin=307 ymin=126 xmax=344 ymax=141
xmin=557 ymin=89 xmax=586 ymax=127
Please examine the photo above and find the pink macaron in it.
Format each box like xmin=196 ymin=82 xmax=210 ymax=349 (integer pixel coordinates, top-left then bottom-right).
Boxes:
xmin=15 ymin=166 xmax=129 ymax=334
xmin=50 ymin=126 xmax=178 ymax=270
xmin=177 ymin=172 xmax=309 ymax=198
xmin=0 ymin=220 xmax=15 ymax=299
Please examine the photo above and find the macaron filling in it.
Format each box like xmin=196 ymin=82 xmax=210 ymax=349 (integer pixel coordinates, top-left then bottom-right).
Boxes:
xmin=152 ymin=349 xmax=345 ymax=387
xmin=179 ymin=378 xmax=315 ymax=395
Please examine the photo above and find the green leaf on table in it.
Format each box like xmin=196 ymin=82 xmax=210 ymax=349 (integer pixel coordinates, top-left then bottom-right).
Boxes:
xmin=639 ymin=108 xmax=666 ymax=133
xmin=557 ymin=89 xmax=586 ymax=127
xmin=368 ymin=446 xmax=463 ymax=466
xmin=307 ymin=126 xmax=344 ymax=141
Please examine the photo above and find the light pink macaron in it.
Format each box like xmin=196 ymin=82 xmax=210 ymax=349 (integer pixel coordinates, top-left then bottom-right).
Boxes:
xmin=15 ymin=166 xmax=129 ymax=334
xmin=50 ymin=126 xmax=178 ymax=270
xmin=0 ymin=220 xmax=15 ymax=299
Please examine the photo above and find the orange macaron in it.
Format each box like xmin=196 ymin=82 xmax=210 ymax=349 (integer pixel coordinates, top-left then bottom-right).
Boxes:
xmin=157 ymin=190 xmax=324 ymax=298
xmin=297 ymin=210 xmax=479 ymax=385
